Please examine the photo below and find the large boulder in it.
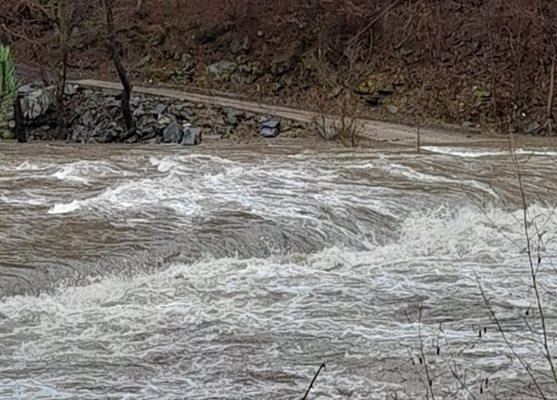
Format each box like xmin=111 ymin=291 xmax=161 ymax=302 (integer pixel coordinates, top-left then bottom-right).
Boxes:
xmin=19 ymin=83 xmax=78 ymax=121
xmin=181 ymin=126 xmax=201 ymax=145
xmin=20 ymin=87 xmax=55 ymax=120
xmin=163 ymin=121 xmax=183 ymax=143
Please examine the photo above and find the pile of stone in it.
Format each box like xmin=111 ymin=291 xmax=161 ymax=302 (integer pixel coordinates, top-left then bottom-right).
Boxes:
xmin=5 ymin=84 xmax=309 ymax=143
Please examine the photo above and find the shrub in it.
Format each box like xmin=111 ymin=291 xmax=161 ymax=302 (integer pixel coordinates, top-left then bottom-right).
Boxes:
xmin=0 ymin=45 xmax=18 ymax=137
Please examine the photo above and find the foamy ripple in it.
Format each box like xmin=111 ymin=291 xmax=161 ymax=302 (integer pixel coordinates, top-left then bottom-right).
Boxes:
xmin=1 ymin=143 xmax=557 ymax=398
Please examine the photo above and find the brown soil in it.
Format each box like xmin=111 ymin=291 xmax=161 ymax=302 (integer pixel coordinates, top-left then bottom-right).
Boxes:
xmin=3 ymin=0 xmax=557 ymax=136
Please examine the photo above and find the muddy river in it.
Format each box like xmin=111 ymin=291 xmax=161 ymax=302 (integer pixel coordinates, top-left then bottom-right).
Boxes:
xmin=1 ymin=140 xmax=556 ymax=399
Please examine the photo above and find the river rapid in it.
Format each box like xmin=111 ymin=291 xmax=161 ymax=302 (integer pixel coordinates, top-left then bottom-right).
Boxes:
xmin=1 ymin=140 xmax=556 ymax=399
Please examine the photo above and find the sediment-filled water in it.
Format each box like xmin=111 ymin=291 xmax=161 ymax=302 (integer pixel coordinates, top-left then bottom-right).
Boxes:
xmin=1 ymin=141 xmax=556 ymax=399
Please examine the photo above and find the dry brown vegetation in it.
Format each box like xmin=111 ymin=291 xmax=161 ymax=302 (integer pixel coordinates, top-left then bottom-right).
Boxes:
xmin=2 ymin=0 xmax=557 ymax=135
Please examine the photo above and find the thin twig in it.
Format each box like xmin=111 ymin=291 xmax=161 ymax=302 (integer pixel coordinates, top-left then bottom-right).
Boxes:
xmin=476 ymin=274 xmax=547 ymax=399
xmin=302 ymin=363 xmax=326 ymax=400
xmin=509 ymin=134 xmax=557 ymax=385
xmin=418 ymin=305 xmax=436 ymax=400
xmin=0 ymin=24 xmax=44 ymax=46
xmin=348 ymin=0 xmax=402 ymax=47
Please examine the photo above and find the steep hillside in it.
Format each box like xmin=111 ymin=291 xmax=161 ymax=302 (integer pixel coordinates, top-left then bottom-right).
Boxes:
xmin=2 ymin=0 xmax=557 ymax=135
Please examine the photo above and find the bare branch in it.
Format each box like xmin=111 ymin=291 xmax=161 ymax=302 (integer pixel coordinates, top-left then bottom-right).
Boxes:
xmin=302 ymin=363 xmax=326 ymax=400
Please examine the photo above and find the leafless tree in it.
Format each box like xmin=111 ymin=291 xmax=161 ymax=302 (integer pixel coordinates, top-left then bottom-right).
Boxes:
xmin=103 ymin=0 xmax=135 ymax=140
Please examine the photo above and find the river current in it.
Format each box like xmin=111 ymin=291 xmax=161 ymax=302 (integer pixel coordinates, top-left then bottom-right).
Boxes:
xmin=0 ymin=140 xmax=556 ymax=399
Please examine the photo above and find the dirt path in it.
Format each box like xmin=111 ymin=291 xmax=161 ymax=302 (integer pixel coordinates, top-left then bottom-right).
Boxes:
xmin=73 ymin=79 xmax=528 ymax=146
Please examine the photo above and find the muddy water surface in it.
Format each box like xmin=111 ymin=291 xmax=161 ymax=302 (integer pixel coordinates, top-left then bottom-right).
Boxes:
xmin=1 ymin=141 xmax=556 ymax=399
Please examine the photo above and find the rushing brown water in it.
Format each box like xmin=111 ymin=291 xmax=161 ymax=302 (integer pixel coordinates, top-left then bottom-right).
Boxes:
xmin=0 ymin=140 xmax=556 ymax=399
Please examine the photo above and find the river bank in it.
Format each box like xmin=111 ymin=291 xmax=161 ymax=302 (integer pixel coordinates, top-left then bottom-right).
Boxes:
xmin=8 ymin=81 xmax=312 ymax=145
xmin=5 ymin=1 xmax=557 ymax=138
xmin=9 ymin=78 xmax=557 ymax=148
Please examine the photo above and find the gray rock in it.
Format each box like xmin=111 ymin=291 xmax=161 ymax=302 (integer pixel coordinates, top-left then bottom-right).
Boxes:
xmin=163 ymin=122 xmax=184 ymax=143
xmin=181 ymin=127 xmax=201 ymax=145
xmin=81 ymin=111 xmax=94 ymax=127
xmin=140 ymin=127 xmax=158 ymax=141
xmin=21 ymin=88 xmax=55 ymax=120
xmin=124 ymin=133 xmax=140 ymax=144
xmin=130 ymin=97 xmax=140 ymax=109
xmin=207 ymin=61 xmax=238 ymax=78
xmin=462 ymin=120 xmax=475 ymax=129
xmin=158 ymin=115 xmax=175 ymax=126
xmin=175 ymin=109 xmax=194 ymax=121
xmin=64 ymin=84 xmax=78 ymax=96
xmin=317 ymin=119 xmax=342 ymax=140
xmin=100 ymin=128 xmax=121 ymax=143
xmin=260 ymin=128 xmax=279 ymax=137
xmin=133 ymin=105 xmax=145 ymax=118
xmin=153 ymin=103 xmax=167 ymax=116
xmin=70 ymin=125 xmax=87 ymax=142
xmin=225 ymin=108 xmax=244 ymax=126
xmin=261 ymin=119 xmax=280 ymax=129
xmin=18 ymin=85 xmax=35 ymax=95
xmin=231 ymin=36 xmax=251 ymax=54
xmin=137 ymin=54 xmax=152 ymax=68
xmin=170 ymin=104 xmax=195 ymax=120
xmin=526 ymin=120 xmax=541 ymax=134
xmin=386 ymin=104 xmax=399 ymax=114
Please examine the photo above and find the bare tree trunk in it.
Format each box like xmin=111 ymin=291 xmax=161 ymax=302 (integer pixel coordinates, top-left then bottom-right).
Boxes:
xmin=55 ymin=54 xmax=67 ymax=140
xmin=14 ymin=93 xmax=26 ymax=143
xmin=55 ymin=0 xmax=68 ymax=140
xmin=104 ymin=0 xmax=135 ymax=140
xmin=546 ymin=54 xmax=556 ymax=134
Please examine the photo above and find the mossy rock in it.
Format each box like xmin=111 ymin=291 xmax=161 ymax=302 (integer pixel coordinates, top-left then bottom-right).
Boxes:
xmin=356 ymin=73 xmax=396 ymax=99
xmin=356 ymin=82 xmax=371 ymax=95
xmin=473 ymin=86 xmax=491 ymax=99
xmin=1 ymin=130 xmax=15 ymax=140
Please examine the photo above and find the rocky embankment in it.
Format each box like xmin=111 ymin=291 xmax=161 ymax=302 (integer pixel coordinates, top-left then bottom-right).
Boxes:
xmin=7 ymin=84 xmax=310 ymax=144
